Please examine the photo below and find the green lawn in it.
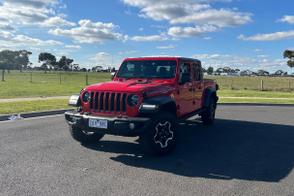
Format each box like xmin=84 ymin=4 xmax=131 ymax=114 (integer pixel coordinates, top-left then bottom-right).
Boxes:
xmin=0 ymin=71 xmax=110 ymax=98
xmin=0 ymin=99 xmax=70 ymax=115
xmin=219 ymin=97 xmax=294 ymax=104
xmin=207 ymin=75 xmax=294 ymax=91
xmin=218 ymin=89 xmax=294 ymax=98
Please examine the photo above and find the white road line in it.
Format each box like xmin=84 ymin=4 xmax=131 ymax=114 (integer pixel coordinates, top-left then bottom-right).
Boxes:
xmin=0 ymin=114 xmax=64 ymax=124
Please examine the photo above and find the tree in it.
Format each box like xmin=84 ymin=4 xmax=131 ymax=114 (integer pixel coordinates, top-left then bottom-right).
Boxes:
xmin=0 ymin=50 xmax=32 ymax=70
xmin=80 ymin=68 xmax=87 ymax=72
xmin=207 ymin=67 xmax=214 ymax=75
xmin=216 ymin=68 xmax=223 ymax=74
xmin=223 ymin=66 xmax=232 ymax=73
xmin=234 ymin=69 xmax=240 ymax=73
xmin=257 ymin=69 xmax=269 ymax=76
xmin=92 ymin=65 xmax=103 ymax=72
xmin=18 ymin=50 xmax=32 ymax=71
xmin=38 ymin=52 xmax=57 ymax=70
xmin=73 ymin=64 xmax=80 ymax=71
xmin=283 ymin=49 xmax=294 ymax=68
xmin=57 ymin=56 xmax=74 ymax=71
xmin=274 ymin=70 xmax=287 ymax=76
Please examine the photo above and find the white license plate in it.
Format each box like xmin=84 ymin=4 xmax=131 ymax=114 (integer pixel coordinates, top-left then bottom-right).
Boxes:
xmin=88 ymin=118 xmax=108 ymax=129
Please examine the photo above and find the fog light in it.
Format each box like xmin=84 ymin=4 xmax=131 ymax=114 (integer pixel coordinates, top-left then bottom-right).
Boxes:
xmin=129 ymin=123 xmax=135 ymax=130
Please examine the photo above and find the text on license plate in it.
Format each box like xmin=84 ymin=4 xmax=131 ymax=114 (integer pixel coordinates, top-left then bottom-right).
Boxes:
xmin=88 ymin=118 xmax=108 ymax=129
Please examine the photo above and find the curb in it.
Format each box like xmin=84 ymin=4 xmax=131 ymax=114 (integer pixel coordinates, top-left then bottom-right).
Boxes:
xmin=0 ymin=109 xmax=73 ymax=122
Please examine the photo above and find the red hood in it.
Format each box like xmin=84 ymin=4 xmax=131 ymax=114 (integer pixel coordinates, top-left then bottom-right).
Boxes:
xmin=85 ymin=79 xmax=176 ymax=94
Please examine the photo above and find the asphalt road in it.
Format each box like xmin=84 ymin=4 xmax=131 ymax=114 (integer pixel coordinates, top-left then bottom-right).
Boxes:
xmin=1 ymin=105 xmax=294 ymax=196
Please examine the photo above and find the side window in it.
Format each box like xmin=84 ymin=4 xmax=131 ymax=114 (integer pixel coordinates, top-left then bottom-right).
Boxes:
xmin=193 ymin=62 xmax=203 ymax=81
xmin=179 ymin=62 xmax=192 ymax=84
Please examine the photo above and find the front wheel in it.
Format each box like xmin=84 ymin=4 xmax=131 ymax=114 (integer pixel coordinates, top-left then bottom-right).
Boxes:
xmin=139 ymin=112 xmax=177 ymax=155
xmin=69 ymin=125 xmax=105 ymax=144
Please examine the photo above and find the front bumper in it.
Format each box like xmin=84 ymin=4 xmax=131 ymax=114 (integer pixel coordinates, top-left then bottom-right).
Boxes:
xmin=64 ymin=111 xmax=150 ymax=136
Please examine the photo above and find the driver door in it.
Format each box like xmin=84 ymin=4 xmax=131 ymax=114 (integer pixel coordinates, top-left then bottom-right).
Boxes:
xmin=177 ymin=62 xmax=195 ymax=116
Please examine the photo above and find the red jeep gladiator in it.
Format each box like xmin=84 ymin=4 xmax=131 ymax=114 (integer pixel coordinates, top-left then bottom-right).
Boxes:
xmin=65 ymin=57 xmax=218 ymax=155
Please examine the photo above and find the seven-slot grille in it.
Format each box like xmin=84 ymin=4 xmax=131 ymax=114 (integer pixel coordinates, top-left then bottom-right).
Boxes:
xmin=89 ymin=91 xmax=127 ymax=113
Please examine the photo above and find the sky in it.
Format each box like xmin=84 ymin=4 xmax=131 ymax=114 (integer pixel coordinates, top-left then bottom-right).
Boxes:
xmin=0 ymin=0 xmax=293 ymax=73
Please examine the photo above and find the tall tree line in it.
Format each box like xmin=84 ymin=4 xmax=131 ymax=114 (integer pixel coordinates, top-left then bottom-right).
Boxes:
xmin=38 ymin=52 xmax=75 ymax=71
xmin=283 ymin=49 xmax=294 ymax=68
xmin=0 ymin=50 xmax=32 ymax=70
xmin=0 ymin=50 xmax=76 ymax=71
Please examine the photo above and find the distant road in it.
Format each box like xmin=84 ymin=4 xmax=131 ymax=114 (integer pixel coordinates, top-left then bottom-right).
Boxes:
xmin=1 ymin=105 xmax=294 ymax=196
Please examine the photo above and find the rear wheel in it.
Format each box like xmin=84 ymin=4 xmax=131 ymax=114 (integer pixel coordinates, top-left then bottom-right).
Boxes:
xmin=201 ymin=98 xmax=216 ymax=125
xmin=139 ymin=112 xmax=177 ymax=155
xmin=69 ymin=125 xmax=104 ymax=144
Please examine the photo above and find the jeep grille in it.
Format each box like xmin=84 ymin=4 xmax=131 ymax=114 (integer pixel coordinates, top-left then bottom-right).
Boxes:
xmin=89 ymin=91 xmax=127 ymax=113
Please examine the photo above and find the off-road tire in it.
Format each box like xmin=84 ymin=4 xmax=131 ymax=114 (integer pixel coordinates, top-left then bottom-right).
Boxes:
xmin=69 ymin=125 xmax=104 ymax=144
xmin=139 ymin=112 xmax=177 ymax=155
xmin=201 ymin=97 xmax=216 ymax=125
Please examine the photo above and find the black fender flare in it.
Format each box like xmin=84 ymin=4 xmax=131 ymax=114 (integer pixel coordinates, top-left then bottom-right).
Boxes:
xmin=139 ymin=96 xmax=177 ymax=115
xmin=203 ymin=88 xmax=218 ymax=108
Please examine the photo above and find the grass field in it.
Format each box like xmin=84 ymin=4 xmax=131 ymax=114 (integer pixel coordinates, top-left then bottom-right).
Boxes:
xmin=0 ymin=71 xmax=110 ymax=98
xmin=206 ymin=75 xmax=294 ymax=91
xmin=0 ymin=99 xmax=69 ymax=115
xmin=1 ymin=71 xmax=294 ymax=98
xmin=0 ymin=71 xmax=293 ymax=114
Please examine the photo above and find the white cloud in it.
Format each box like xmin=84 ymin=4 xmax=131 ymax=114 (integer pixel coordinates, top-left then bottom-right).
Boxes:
xmin=122 ymin=0 xmax=251 ymax=39
xmin=170 ymin=8 xmax=252 ymax=27
xmin=278 ymin=15 xmax=294 ymax=24
xmin=118 ymin=50 xmax=138 ymax=55
xmin=0 ymin=30 xmax=62 ymax=48
xmin=0 ymin=0 xmax=76 ymax=33
xmin=0 ymin=0 xmax=59 ymax=25
xmin=42 ymin=16 xmax=76 ymax=27
xmin=257 ymin=54 xmax=268 ymax=58
xmin=192 ymin=53 xmax=287 ymax=71
xmin=90 ymin=52 xmax=112 ymax=65
xmin=254 ymin=48 xmax=262 ymax=52
xmin=157 ymin=44 xmax=176 ymax=49
xmin=168 ymin=25 xmax=217 ymax=37
xmin=238 ymin=30 xmax=294 ymax=41
xmin=130 ymin=34 xmax=168 ymax=41
xmin=5 ymin=0 xmax=59 ymax=9
xmin=49 ymin=19 xmax=125 ymax=43
xmin=65 ymin=45 xmax=81 ymax=49
xmin=122 ymin=0 xmax=252 ymax=28
xmin=0 ymin=23 xmax=14 ymax=31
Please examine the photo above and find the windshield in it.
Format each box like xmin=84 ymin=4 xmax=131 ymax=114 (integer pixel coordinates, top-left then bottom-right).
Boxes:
xmin=116 ymin=60 xmax=177 ymax=79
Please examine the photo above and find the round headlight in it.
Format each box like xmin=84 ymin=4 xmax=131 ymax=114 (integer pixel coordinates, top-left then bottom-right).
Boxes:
xmin=127 ymin=94 xmax=139 ymax=106
xmin=82 ymin=91 xmax=90 ymax=102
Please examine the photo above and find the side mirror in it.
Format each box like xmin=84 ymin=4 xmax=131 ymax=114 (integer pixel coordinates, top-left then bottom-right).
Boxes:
xmin=110 ymin=71 xmax=116 ymax=80
xmin=179 ymin=73 xmax=191 ymax=85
